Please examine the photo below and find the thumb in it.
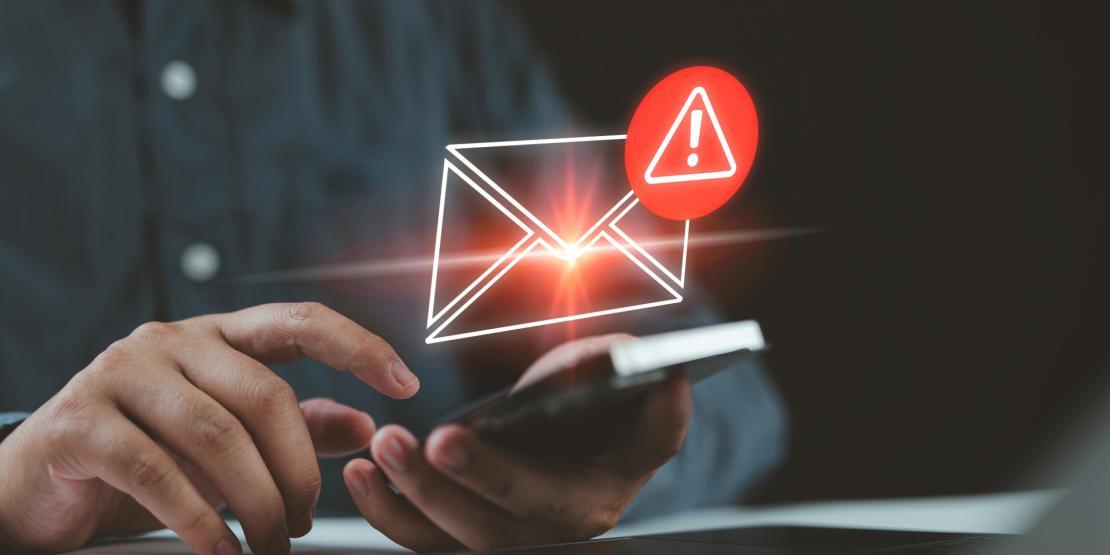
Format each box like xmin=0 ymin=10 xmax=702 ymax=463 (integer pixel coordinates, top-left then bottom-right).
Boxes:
xmin=607 ymin=377 xmax=693 ymax=476
xmin=300 ymin=398 xmax=377 ymax=457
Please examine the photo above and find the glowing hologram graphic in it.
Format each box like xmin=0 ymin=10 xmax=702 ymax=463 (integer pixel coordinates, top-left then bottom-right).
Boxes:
xmin=446 ymin=134 xmax=628 ymax=252
xmin=643 ymin=87 xmax=737 ymax=185
xmin=609 ymin=198 xmax=690 ymax=287
xmin=227 ymin=227 xmax=817 ymax=285
xmin=428 ymin=161 xmax=534 ymax=327
xmin=426 ymin=233 xmax=683 ymax=344
xmin=427 ymin=135 xmax=690 ymax=344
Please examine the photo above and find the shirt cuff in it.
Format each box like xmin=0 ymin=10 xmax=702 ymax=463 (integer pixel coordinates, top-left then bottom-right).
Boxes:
xmin=0 ymin=413 xmax=28 ymax=443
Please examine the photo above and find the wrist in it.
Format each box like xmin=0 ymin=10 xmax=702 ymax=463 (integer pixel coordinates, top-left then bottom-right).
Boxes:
xmin=0 ymin=478 xmax=23 ymax=553
xmin=0 ymin=416 xmax=30 ymax=552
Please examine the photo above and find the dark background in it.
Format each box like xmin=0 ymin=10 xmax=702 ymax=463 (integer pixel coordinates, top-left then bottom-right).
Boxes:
xmin=513 ymin=1 xmax=1108 ymax=503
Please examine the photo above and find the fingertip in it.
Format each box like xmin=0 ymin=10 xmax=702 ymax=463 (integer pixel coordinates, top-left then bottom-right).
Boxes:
xmin=371 ymin=425 xmax=417 ymax=457
xmin=374 ymin=423 xmax=413 ymax=442
xmin=344 ymin=458 xmax=377 ymax=499
xmin=427 ymin=423 xmax=468 ymax=442
xmin=215 ymin=537 xmax=244 ymax=555
xmin=344 ymin=457 xmax=375 ymax=484
xmin=340 ymin=408 xmax=377 ymax=444
xmin=358 ymin=411 xmax=378 ymax=437
xmin=329 ymin=411 xmax=376 ymax=456
xmin=425 ymin=425 xmax=454 ymax=450
xmin=344 ymin=457 xmax=373 ymax=475
xmin=373 ymin=360 xmax=419 ymax=399
xmin=424 ymin=425 xmax=471 ymax=470
xmin=303 ymin=399 xmax=378 ymax=456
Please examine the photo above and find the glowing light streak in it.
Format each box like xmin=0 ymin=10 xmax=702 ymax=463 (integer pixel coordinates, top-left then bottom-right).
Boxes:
xmin=424 ymin=233 xmax=684 ymax=344
xmin=226 ymin=227 xmax=819 ymax=284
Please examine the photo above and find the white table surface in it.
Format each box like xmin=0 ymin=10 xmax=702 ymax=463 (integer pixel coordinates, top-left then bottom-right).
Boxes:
xmin=69 ymin=490 xmax=1063 ymax=553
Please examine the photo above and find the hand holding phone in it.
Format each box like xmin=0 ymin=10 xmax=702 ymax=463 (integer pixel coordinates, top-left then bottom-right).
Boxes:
xmin=344 ymin=321 xmax=766 ymax=551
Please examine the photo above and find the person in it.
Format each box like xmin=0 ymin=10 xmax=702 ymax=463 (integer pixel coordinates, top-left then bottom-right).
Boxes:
xmin=0 ymin=2 xmax=787 ymax=554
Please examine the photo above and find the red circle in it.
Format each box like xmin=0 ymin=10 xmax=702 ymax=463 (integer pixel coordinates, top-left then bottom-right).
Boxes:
xmin=625 ymin=66 xmax=758 ymax=220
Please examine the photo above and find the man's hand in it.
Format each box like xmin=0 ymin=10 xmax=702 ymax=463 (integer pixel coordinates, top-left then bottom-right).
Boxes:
xmin=0 ymin=302 xmax=418 ymax=555
xmin=342 ymin=334 xmax=692 ymax=551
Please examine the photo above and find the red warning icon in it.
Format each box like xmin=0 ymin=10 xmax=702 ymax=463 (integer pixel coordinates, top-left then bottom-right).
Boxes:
xmin=626 ymin=66 xmax=758 ymax=220
xmin=644 ymin=86 xmax=736 ymax=184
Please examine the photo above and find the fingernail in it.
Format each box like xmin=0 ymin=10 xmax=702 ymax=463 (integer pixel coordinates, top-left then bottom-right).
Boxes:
xmin=216 ymin=538 xmax=242 ymax=555
xmin=268 ymin=533 xmax=290 ymax=555
xmin=390 ymin=360 xmax=418 ymax=388
xmin=440 ymin=441 xmax=469 ymax=471
xmin=349 ymin=466 xmax=371 ymax=497
xmin=381 ymin=436 xmax=408 ymax=472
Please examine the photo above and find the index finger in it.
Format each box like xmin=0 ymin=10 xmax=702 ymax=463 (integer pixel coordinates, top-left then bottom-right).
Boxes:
xmin=204 ymin=302 xmax=419 ymax=399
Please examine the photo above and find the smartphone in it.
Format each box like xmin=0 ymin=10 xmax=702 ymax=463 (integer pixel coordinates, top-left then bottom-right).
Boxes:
xmin=437 ymin=320 xmax=767 ymax=458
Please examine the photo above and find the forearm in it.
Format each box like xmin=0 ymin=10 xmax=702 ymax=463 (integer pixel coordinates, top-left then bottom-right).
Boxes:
xmin=622 ymin=356 xmax=787 ymax=521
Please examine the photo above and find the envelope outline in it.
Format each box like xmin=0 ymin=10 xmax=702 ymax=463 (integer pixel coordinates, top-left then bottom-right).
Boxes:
xmin=427 ymin=160 xmax=535 ymax=327
xmin=447 ymin=134 xmax=630 ymax=251
xmin=427 ymin=135 xmax=690 ymax=344
xmin=609 ymin=200 xmax=690 ymax=287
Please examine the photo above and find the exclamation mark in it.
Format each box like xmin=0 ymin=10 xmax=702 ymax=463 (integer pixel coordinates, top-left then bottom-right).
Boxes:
xmin=686 ymin=109 xmax=703 ymax=167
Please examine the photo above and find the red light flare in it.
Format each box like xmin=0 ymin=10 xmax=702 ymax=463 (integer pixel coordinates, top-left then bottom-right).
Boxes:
xmin=543 ymin=148 xmax=606 ymax=341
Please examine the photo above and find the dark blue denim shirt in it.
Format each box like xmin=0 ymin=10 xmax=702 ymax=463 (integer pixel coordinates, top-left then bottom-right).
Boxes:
xmin=0 ymin=0 xmax=785 ymax=518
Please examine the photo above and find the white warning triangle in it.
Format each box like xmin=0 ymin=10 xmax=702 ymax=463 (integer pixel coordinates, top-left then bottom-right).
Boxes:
xmin=644 ymin=86 xmax=737 ymax=185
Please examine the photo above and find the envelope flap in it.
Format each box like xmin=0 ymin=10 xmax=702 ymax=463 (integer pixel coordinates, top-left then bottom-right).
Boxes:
xmin=448 ymin=136 xmax=632 ymax=250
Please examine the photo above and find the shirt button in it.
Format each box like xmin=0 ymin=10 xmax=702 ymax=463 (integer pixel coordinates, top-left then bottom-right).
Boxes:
xmin=161 ymin=60 xmax=196 ymax=100
xmin=181 ymin=243 xmax=220 ymax=282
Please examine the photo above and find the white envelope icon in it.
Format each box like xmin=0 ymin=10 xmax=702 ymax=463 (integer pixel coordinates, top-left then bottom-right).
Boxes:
xmin=426 ymin=135 xmax=690 ymax=344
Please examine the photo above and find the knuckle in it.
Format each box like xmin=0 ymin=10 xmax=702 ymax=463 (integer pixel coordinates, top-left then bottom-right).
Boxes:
xmin=258 ymin=490 xmax=289 ymax=528
xmin=44 ymin=387 xmax=91 ymax=421
xmin=303 ymin=467 xmax=323 ymax=499
xmin=247 ymin=377 xmax=298 ymax=416
xmin=179 ymin=507 xmax=216 ymax=537
xmin=188 ymin=406 xmax=245 ymax=457
xmin=130 ymin=320 xmax=181 ymax=342
xmin=91 ymin=341 xmax=134 ymax=372
xmin=285 ymin=301 xmax=325 ymax=323
xmin=42 ymin=400 xmax=95 ymax=450
xmin=127 ymin=451 xmax=175 ymax=491
xmin=292 ymin=465 xmax=323 ymax=506
xmin=357 ymin=338 xmax=394 ymax=366
xmin=488 ymin=474 xmax=516 ymax=503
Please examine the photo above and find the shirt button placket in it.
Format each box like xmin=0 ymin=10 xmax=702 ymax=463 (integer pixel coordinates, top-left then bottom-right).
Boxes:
xmin=160 ymin=60 xmax=196 ymax=100
xmin=180 ymin=242 xmax=220 ymax=283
